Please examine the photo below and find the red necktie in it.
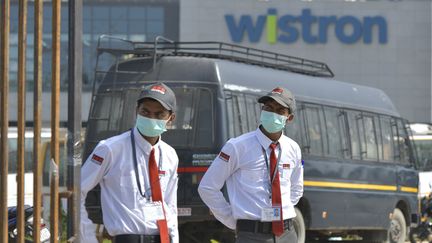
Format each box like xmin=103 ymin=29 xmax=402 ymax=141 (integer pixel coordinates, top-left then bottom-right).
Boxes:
xmin=270 ymin=143 xmax=284 ymax=236
xmin=149 ymin=148 xmax=170 ymax=243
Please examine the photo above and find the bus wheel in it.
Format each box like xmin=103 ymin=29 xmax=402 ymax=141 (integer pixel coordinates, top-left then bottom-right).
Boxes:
xmin=294 ymin=207 xmax=306 ymax=243
xmin=387 ymin=208 xmax=407 ymax=243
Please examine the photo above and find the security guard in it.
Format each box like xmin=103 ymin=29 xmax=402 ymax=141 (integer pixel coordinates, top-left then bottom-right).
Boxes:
xmin=80 ymin=82 xmax=179 ymax=243
xmin=198 ymin=87 xmax=303 ymax=243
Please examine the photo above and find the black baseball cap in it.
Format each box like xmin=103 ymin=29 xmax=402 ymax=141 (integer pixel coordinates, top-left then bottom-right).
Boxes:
xmin=258 ymin=87 xmax=296 ymax=113
xmin=137 ymin=82 xmax=176 ymax=112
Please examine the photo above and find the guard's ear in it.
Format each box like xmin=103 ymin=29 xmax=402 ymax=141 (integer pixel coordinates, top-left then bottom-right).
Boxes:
xmin=286 ymin=114 xmax=294 ymax=123
xmin=168 ymin=113 xmax=176 ymax=123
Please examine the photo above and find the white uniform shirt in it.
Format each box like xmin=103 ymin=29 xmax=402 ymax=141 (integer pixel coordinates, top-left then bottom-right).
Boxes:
xmin=80 ymin=127 xmax=179 ymax=243
xmin=198 ymin=128 xmax=303 ymax=230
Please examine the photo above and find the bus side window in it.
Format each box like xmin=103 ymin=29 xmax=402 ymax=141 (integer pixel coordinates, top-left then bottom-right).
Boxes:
xmin=395 ymin=119 xmax=411 ymax=164
xmin=323 ymin=107 xmax=343 ymax=158
xmin=380 ymin=116 xmax=394 ymax=161
xmin=194 ymin=89 xmax=214 ymax=147
xmin=225 ymin=91 xmax=248 ymax=137
xmin=245 ymin=95 xmax=259 ymax=130
xmin=337 ymin=110 xmax=351 ymax=159
xmin=304 ymin=105 xmax=324 ymax=156
xmin=362 ymin=114 xmax=379 ymax=160
xmin=285 ymin=102 xmax=303 ymax=148
xmin=347 ymin=110 xmax=361 ymax=160
xmin=225 ymin=92 xmax=235 ymax=137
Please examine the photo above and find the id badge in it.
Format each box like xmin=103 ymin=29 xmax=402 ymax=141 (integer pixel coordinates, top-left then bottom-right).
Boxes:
xmin=143 ymin=201 xmax=165 ymax=221
xmin=261 ymin=206 xmax=282 ymax=222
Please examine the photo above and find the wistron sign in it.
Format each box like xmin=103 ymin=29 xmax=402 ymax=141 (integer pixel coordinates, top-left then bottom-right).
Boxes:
xmin=225 ymin=8 xmax=388 ymax=44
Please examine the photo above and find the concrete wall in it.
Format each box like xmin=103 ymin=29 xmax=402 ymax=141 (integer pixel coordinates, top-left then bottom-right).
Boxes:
xmin=180 ymin=0 xmax=432 ymax=123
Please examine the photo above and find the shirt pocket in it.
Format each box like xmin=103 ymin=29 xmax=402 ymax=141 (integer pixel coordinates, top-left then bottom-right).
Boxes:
xmin=280 ymin=163 xmax=292 ymax=179
xmin=119 ymin=173 xmax=142 ymax=208
xmin=240 ymin=168 xmax=267 ymax=192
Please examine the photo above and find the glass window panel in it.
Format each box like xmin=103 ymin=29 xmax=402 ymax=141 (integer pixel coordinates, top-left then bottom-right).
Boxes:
xmin=129 ymin=20 xmax=146 ymax=34
xmin=92 ymin=20 xmax=110 ymax=35
xmin=245 ymin=95 xmax=259 ymax=130
xmin=225 ymin=92 xmax=235 ymax=138
xmin=147 ymin=7 xmax=164 ymax=20
xmin=347 ymin=111 xmax=361 ymax=160
xmin=375 ymin=117 xmax=383 ymax=161
xmin=396 ymin=119 xmax=411 ymax=164
xmin=110 ymin=20 xmax=128 ymax=35
xmin=364 ymin=115 xmax=378 ymax=160
xmin=83 ymin=6 xmax=92 ymax=20
xmin=111 ymin=6 xmax=128 ymax=20
xmin=305 ymin=106 xmax=323 ymax=156
xmin=323 ymin=107 xmax=342 ymax=157
xmin=94 ymin=6 xmax=110 ymax=20
xmin=285 ymin=107 xmax=303 ymax=148
xmin=147 ymin=21 xmax=164 ymax=35
xmin=237 ymin=94 xmax=248 ymax=134
xmin=380 ymin=116 xmax=394 ymax=161
xmin=195 ymin=89 xmax=213 ymax=147
xmin=338 ymin=111 xmax=350 ymax=158
xmin=129 ymin=7 xmax=146 ymax=20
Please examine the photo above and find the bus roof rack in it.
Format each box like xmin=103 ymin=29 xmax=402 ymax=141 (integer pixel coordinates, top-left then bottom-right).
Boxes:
xmin=96 ymin=35 xmax=335 ymax=78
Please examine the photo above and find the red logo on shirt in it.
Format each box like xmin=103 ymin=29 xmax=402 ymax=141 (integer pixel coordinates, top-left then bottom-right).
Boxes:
xmin=91 ymin=154 xmax=104 ymax=165
xmin=271 ymin=87 xmax=283 ymax=95
xmin=218 ymin=152 xmax=230 ymax=162
xmin=283 ymin=163 xmax=290 ymax=169
xmin=151 ymin=85 xmax=166 ymax=94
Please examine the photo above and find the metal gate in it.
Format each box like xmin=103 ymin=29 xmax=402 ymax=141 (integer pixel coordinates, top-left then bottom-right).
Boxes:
xmin=0 ymin=0 xmax=82 ymax=242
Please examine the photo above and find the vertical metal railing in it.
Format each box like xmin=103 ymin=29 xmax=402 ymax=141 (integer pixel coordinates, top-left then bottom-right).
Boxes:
xmin=33 ymin=0 xmax=43 ymax=241
xmin=50 ymin=0 xmax=61 ymax=242
xmin=0 ymin=0 xmax=10 ymax=242
xmin=67 ymin=0 xmax=83 ymax=241
xmin=17 ymin=0 xmax=28 ymax=242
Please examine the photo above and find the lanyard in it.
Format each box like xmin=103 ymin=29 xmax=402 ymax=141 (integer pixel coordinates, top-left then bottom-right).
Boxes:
xmin=130 ymin=129 xmax=162 ymax=200
xmin=261 ymin=144 xmax=282 ymax=185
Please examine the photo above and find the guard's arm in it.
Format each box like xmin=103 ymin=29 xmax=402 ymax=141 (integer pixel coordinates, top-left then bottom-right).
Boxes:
xmin=198 ymin=141 xmax=238 ymax=230
xmin=164 ymin=152 xmax=179 ymax=243
xmin=80 ymin=142 xmax=112 ymax=243
xmin=290 ymin=147 xmax=303 ymax=205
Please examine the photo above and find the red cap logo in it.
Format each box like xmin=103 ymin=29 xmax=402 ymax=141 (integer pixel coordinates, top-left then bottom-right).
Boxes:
xmin=151 ymin=85 xmax=166 ymax=94
xmin=271 ymin=87 xmax=283 ymax=95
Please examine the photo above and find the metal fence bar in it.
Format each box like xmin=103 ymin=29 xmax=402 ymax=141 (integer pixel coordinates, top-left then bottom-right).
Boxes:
xmin=17 ymin=0 xmax=28 ymax=241
xmin=32 ymin=0 xmax=43 ymax=241
xmin=50 ymin=0 xmax=61 ymax=242
xmin=0 ymin=0 xmax=10 ymax=241
xmin=67 ymin=0 xmax=82 ymax=240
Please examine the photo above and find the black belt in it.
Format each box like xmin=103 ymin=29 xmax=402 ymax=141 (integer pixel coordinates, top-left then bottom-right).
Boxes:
xmin=236 ymin=219 xmax=293 ymax=234
xmin=113 ymin=234 xmax=161 ymax=243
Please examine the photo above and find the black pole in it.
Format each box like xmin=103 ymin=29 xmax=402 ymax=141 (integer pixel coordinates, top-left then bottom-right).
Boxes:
xmin=67 ymin=0 xmax=82 ymax=241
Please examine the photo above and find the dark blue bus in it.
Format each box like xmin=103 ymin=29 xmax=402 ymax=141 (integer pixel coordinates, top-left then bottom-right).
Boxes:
xmin=83 ymin=36 xmax=419 ymax=243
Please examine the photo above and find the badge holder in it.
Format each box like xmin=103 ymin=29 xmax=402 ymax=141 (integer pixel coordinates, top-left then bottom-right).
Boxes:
xmin=261 ymin=205 xmax=282 ymax=222
xmin=143 ymin=201 xmax=165 ymax=221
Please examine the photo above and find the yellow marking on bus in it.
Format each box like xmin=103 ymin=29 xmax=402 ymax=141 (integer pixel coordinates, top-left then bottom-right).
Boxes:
xmin=400 ymin=186 xmax=418 ymax=193
xmin=304 ymin=180 xmax=397 ymax=191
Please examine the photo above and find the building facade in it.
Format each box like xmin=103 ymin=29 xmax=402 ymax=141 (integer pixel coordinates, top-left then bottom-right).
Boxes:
xmin=180 ymin=0 xmax=432 ymax=123
xmin=7 ymin=0 xmax=432 ymax=123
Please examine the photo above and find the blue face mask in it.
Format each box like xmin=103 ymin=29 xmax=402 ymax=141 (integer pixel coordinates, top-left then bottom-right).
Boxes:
xmin=260 ymin=110 xmax=288 ymax=133
xmin=136 ymin=114 xmax=169 ymax=137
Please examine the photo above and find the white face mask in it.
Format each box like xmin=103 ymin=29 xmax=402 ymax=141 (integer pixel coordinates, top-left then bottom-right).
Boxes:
xmin=135 ymin=114 xmax=168 ymax=137
xmin=260 ymin=110 xmax=288 ymax=133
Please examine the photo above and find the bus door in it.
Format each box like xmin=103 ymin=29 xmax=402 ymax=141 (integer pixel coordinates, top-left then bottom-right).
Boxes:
xmin=161 ymin=83 xmax=219 ymax=222
xmin=392 ymin=119 xmax=418 ymax=200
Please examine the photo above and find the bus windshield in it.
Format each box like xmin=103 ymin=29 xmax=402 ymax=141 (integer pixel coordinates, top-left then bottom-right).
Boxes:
xmin=85 ymin=84 xmax=215 ymax=158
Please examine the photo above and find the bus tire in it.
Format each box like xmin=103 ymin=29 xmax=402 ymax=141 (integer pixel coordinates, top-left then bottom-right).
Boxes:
xmin=294 ymin=207 xmax=306 ymax=243
xmin=387 ymin=208 xmax=407 ymax=243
